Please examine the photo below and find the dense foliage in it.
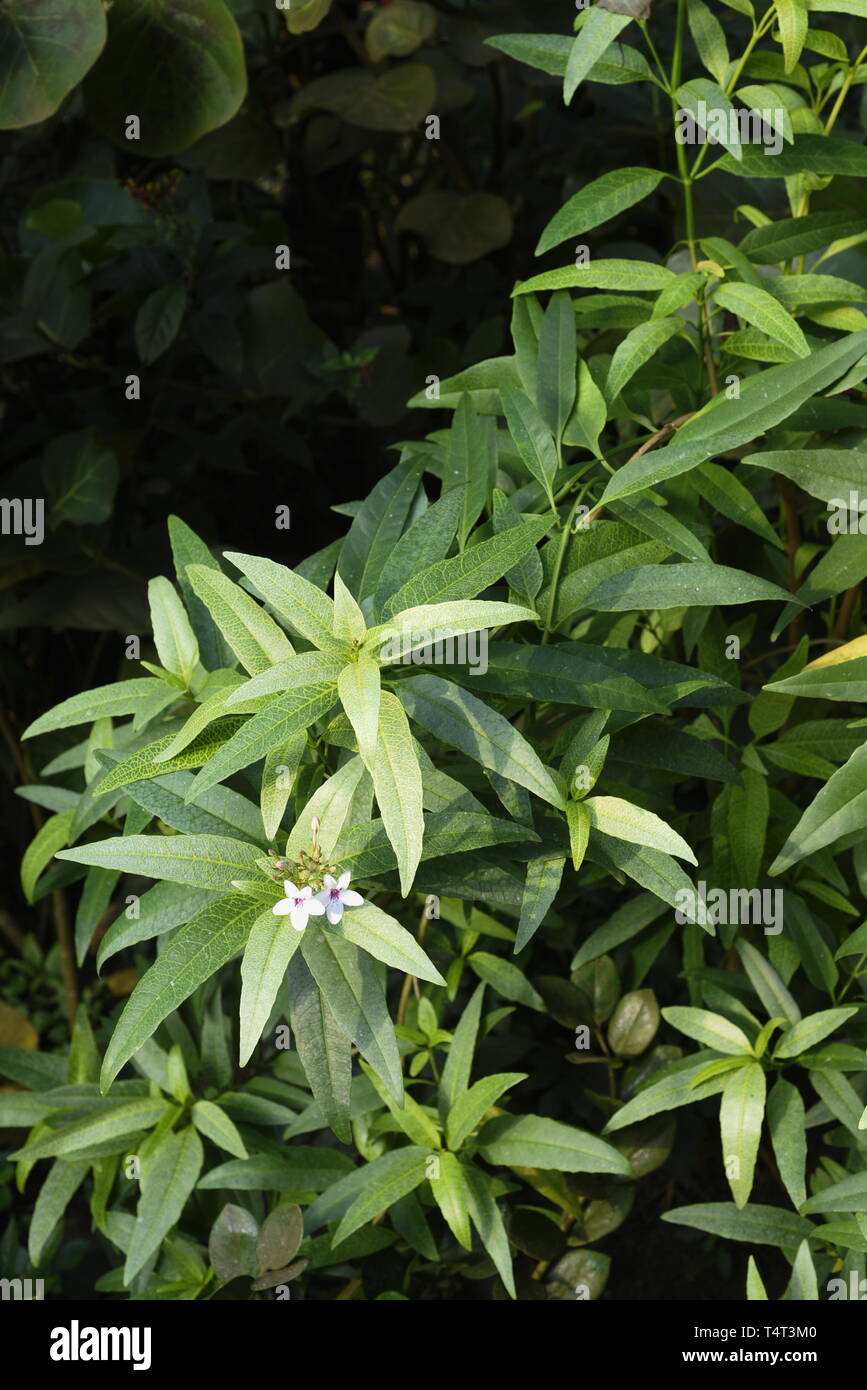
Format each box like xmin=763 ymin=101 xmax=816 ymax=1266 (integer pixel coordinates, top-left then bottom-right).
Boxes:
xmin=2 ymin=0 xmax=867 ymax=1303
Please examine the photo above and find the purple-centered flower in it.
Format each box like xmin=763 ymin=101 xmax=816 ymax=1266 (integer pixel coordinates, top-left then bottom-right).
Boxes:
xmin=272 ymin=881 xmax=326 ymax=933
xmin=315 ymin=871 xmax=364 ymax=925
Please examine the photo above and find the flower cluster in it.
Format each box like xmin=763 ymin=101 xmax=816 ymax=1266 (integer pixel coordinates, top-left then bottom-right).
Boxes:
xmin=272 ymin=871 xmax=363 ymax=932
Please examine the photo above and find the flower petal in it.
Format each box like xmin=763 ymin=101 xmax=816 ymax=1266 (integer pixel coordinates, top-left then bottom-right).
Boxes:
xmin=307 ymin=897 xmax=326 ymax=916
xmin=336 ymin=870 xmax=351 ymax=891
xmin=272 ymin=899 xmax=293 ymax=916
xmin=284 ymin=881 xmax=299 ymax=897
xmin=298 ymin=885 xmax=313 ymax=900
xmin=341 ymin=890 xmax=364 ymax=908
xmin=322 ymin=874 xmax=338 ymax=891
xmin=289 ymin=906 xmax=308 ymax=931
xmin=326 ymin=903 xmax=343 ymax=925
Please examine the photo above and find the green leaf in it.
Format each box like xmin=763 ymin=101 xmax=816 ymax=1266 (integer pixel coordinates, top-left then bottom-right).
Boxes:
xmin=446 ymin=1073 xmax=528 ymax=1151
xmin=332 ymin=1147 xmax=429 ymax=1245
xmin=720 ymin=1063 xmax=766 ymax=1208
xmin=223 ymin=551 xmax=344 ymax=655
xmin=186 ymin=682 xmax=341 ymax=798
xmin=735 ymin=940 xmax=801 ymax=1025
xmin=0 ymin=0 xmax=106 ymax=129
xmin=478 ymin=1113 xmax=632 ymax=1175
xmin=9 ymin=1098 xmax=170 ymax=1161
xmin=124 ymin=1127 xmax=204 ymax=1283
xmin=675 ymin=79 xmax=744 ymax=159
xmin=57 ymin=833 xmax=260 ymax=891
xmin=515 ymin=855 xmax=565 ymax=952
xmin=468 ymin=952 xmax=545 ymax=1012
xmin=515 ymin=259 xmax=675 ymax=297
xmin=430 ymin=1149 xmax=472 ymax=1249
xmin=500 ymin=384 xmax=559 ymax=509
xmin=771 ymin=745 xmax=867 ymax=874
xmin=44 ymin=430 xmax=118 ymax=525
xmin=607 ymin=989 xmax=661 ymax=1056
xmin=598 ymin=329 xmax=867 ymax=504
xmin=605 ymin=318 xmax=683 ymax=402
xmin=662 ymin=1202 xmax=814 ymax=1247
xmin=374 ymin=489 xmax=465 ymax=613
xmin=810 ymin=1068 xmax=865 ymax=1138
xmin=741 ymin=450 xmax=867 ymax=504
xmin=333 ymin=573 xmax=366 ymax=645
xmin=28 ymin=1159 xmax=90 ymax=1266
xmin=366 ymin=0 xmax=435 ymax=61
xmin=287 ymin=952 xmax=352 ymax=1143
xmin=740 ymin=211 xmax=867 ymax=264
xmin=604 ymin=1051 xmax=729 ymax=1131
xmin=439 ymin=983 xmax=484 ymax=1124
xmin=716 ymin=134 xmax=867 ymax=178
xmin=397 ymin=673 xmax=565 ymax=809
xmin=135 ymin=285 xmax=187 ymax=365
xmin=22 ymin=678 xmax=173 ymax=739
xmin=337 ymin=454 xmax=425 ymax=602
xmin=537 ymin=291 xmax=578 ymax=444
xmin=21 ymin=811 xmax=74 ymax=903
xmin=147 ymin=576 xmax=199 ymax=686
xmin=442 ymin=395 xmax=491 ymax=548
xmin=774 ymin=0 xmax=808 ymax=71
xmin=261 ymin=734 xmax=306 ymax=842
xmin=773 ymin=1007 xmax=858 ymax=1059
xmin=462 ymin=1162 xmax=516 ymax=1297
xmin=339 ymin=658 xmax=381 ymax=770
xmin=83 ymin=0 xmax=247 ymax=157
xmin=191 ymin=1100 xmax=247 ymax=1159
xmin=369 ymin=690 xmax=423 ymax=895
xmin=662 ymin=1006 xmax=753 ymax=1055
xmin=238 ymin=908 xmax=303 ymax=1066
xmin=537 ymin=169 xmax=666 ymax=257
xmin=585 ymin=795 xmax=697 ymax=863
xmin=687 ymin=0 xmax=730 ymax=84
xmin=371 ymin=601 xmax=536 ymax=660
xmin=585 ymin=562 xmax=799 ymax=611
xmin=335 ymin=901 xmax=444 ymax=984
xmin=186 ymin=564 xmax=294 ymax=675
xmin=168 ymin=513 xmax=233 ymax=670
xmin=100 ymin=895 xmax=264 ymax=1090
xmin=714 ymin=283 xmax=809 ymax=357
xmin=491 ymin=491 xmax=545 ymax=604
xmin=300 ymin=928 xmax=403 ymax=1102
xmin=564 ymin=7 xmax=632 ymax=102
xmin=766 ymin=1078 xmax=807 ymax=1209
xmin=381 ymin=515 xmax=550 ymax=616
xmin=801 ymin=1170 xmax=867 ymax=1215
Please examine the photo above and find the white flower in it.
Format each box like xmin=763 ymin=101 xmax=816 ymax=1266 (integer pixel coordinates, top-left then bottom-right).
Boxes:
xmin=315 ymin=871 xmax=364 ymax=925
xmin=272 ymin=881 xmax=326 ymax=932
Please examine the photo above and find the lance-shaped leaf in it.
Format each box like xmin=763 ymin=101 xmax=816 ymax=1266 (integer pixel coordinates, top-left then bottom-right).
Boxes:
xmin=369 ymin=601 xmax=537 ymax=663
xmin=564 ymin=7 xmax=632 ymax=101
xmin=439 ymin=983 xmax=484 ymax=1125
xmin=287 ymin=952 xmax=352 ymax=1143
xmin=332 ymin=1147 xmax=429 ymax=1246
xmin=223 ymin=551 xmax=345 ymax=655
xmin=186 ymin=681 xmax=341 ymax=798
xmin=22 ymin=678 xmax=174 ymax=739
xmin=662 ymin=1007 xmax=753 ymax=1055
xmin=239 ymin=908 xmax=304 ymax=1066
xmin=186 ymin=564 xmax=294 ymax=674
xmin=770 ymin=745 xmax=867 ymax=874
xmin=447 ymin=1073 xmax=528 ymax=1151
xmin=766 ymin=1078 xmax=806 ymax=1210
xmin=147 ymin=576 xmax=199 ymax=687
xmin=339 ymin=657 xmax=381 ymax=771
xmin=597 ymin=328 xmax=867 ymax=505
xmin=57 ymin=833 xmax=260 ymax=892
xmin=332 ymin=902 xmax=443 ymax=984
xmin=442 ymin=395 xmax=491 ymax=549
xmin=430 ymin=1150 xmax=472 ymax=1249
xmin=124 ymin=1127 xmax=204 ymax=1283
xmin=9 ymin=1098 xmax=171 ymax=1161
xmin=585 ymin=562 xmax=801 ymax=612
xmin=285 ymin=756 xmax=366 ymax=859
xmin=714 ymin=283 xmax=809 ymax=357
xmin=223 ymin=653 xmax=345 ymax=706
xmin=463 ymin=1162 xmax=516 ymax=1297
xmin=720 ymin=1062 xmax=766 ymax=1209
xmin=773 ymin=1007 xmax=859 ymax=1059
xmin=585 ymin=796 xmax=696 ymax=863
xmin=100 ymin=895 xmax=265 ymax=1090
xmin=397 ymin=673 xmax=565 ymax=809
xmin=537 ymin=168 xmax=666 ymax=257
xmin=515 ymin=855 xmax=565 ymax=952
xmin=191 ymin=1100 xmax=248 ymax=1160
xmin=662 ymin=1203 xmax=814 ymax=1248
xmin=604 ymin=1050 xmax=729 ymax=1131
xmin=337 ymin=453 xmax=425 ymax=601
xmin=379 ymin=519 xmax=551 ymax=617
xmin=28 ymin=1159 xmax=90 ymax=1266
xmin=478 ymin=1113 xmax=632 ymax=1175
xmin=605 ymin=318 xmax=683 ymax=403
xmin=333 ymin=573 xmax=367 ymax=644
xmin=499 ymin=384 xmax=558 ymax=509
xmin=369 ymin=690 xmax=423 ymax=895
xmin=300 ymin=927 xmax=403 ymax=1102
